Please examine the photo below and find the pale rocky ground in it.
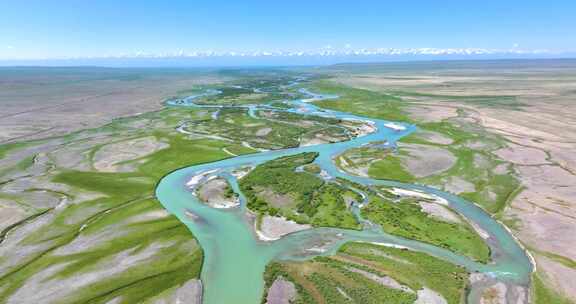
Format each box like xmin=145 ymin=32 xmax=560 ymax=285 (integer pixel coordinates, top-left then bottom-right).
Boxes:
xmin=346 ymin=266 xmax=413 ymax=293
xmin=336 ymin=141 xmax=456 ymax=179
xmin=0 ymin=68 xmax=223 ymax=143
xmin=196 ymin=177 xmax=240 ymax=208
xmin=407 ymin=104 xmax=459 ymax=122
xmin=468 ymin=273 xmax=529 ymax=304
xmin=153 ymin=279 xmax=203 ymax=304
xmin=397 ymin=142 xmax=457 ymax=178
xmin=334 ymin=61 xmax=576 ymax=301
xmin=7 ymin=241 xmax=175 ymax=304
xmin=0 ymin=129 xmax=201 ymax=302
xmin=0 ymin=69 xmax=217 ymax=302
xmin=443 ymin=176 xmax=476 ymax=194
xmin=414 ymin=288 xmax=448 ymax=304
xmin=0 ymin=129 xmax=168 ymax=232
xmin=418 ymin=201 xmax=463 ymax=223
xmin=414 ymin=130 xmax=454 ymax=145
xmin=93 ymin=136 xmax=169 ymax=172
xmin=0 ymin=199 xmax=27 ymax=231
xmin=266 ymin=277 xmax=297 ymax=304
xmin=257 ymin=215 xmax=312 ymax=241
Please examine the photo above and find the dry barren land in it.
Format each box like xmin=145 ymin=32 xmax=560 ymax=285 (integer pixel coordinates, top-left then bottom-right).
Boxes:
xmin=0 ymin=67 xmax=223 ymax=143
xmin=326 ymin=59 xmax=576 ymax=302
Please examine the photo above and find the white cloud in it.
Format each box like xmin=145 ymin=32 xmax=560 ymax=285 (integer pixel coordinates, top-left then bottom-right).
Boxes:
xmin=0 ymin=46 xmax=562 ymax=61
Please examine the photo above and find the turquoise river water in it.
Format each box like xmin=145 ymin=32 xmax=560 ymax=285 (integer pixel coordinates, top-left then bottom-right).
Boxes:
xmin=155 ymin=83 xmax=533 ymax=304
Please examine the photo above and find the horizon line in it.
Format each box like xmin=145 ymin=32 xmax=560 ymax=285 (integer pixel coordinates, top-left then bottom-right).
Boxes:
xmin=1 ymin=57 xmax=576 ymax=70
xmin=1 ymin=47 xmax=574 ymax=62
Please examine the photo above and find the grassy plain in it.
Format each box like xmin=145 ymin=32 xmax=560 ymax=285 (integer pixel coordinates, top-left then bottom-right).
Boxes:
xmin=318 ymin=80 xmax=521 ymax=214
xmin=0 ymin=72 xmax=377 ymax=302
xmin=362 ymin=193 xmax=490 ymax=263
xmin=310 ymin=80 xmax=409 ymax=122
xmin=0 ymin=81 xmax=265 ymax=302
xmin=314 ymin=60 xmax=576 ymax=301
xmin=263 ymin=242 xmax=469 ymax=304
xmin=4 ymin=63 xmax=574 ymax=302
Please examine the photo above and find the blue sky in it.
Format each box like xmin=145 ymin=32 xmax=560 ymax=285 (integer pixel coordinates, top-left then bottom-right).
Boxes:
xmin=0 ymin=0 xmax=574 ymax=60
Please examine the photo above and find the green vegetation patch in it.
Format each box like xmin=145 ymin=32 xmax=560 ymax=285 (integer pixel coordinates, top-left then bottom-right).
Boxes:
xmin=389 ymin=90 xmax=526 ymax=110
xmin=368 ymin=155 xmax=415 ymax=183
xmin=240 ymin=152 xmax=323 ymax=212
xmin=263 ymin=242 xmax=469 ymax=304
xmin=341 ymin=118 xmax=521 ymax=214
xmin=0 ymin=141 xmax=36 ymax=160
xmin=310 ymin=80 xmax=410 ymax=122
xmin=181 ymin=106 xmax=355 ymax=150
xmin=311 ymin=80 xmax=521 ymax=214
xmin=308 ymin=183 xmax=361 ymax=230
xmin=263 ymin=259 xmax=416 ymax=304
xmin=531 ymin=272 xmax=574 ymax=304
xmin=335 ymin=145 xmax=415 ymax=183
xmin=415 ymin=121 xmax=521 ymax=214
xmin=338 ymin=242 xmax=469 ymax=303
xmin=0 ymin=108 xmax=260 ymax=302
xmin=240 ymin=153 xmax=360 ymax=229
xmin=193 ymin=76 xmax=300 ymax=105
xmin=0 ymin=193 xmax=203 ymax=304
xmin=302 ymin=163 xmax=321 ymax=174
xmin=140 ymin=133 xmax=252 ymax=179
xmin=362 ymin=194 xmax=490 ymax=263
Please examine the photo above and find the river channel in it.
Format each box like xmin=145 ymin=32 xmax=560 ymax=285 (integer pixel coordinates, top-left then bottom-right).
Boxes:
xmin=156 ymin=81 xmax=532 ymax=304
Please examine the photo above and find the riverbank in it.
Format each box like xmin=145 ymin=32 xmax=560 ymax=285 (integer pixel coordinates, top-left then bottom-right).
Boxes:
xmin=330 ymin=66 xmax=576 ymax=302
xmin=0 ymin=69 xmax=537 ymax=304
xmin=155 ymin=79 xmax=532 ymax=303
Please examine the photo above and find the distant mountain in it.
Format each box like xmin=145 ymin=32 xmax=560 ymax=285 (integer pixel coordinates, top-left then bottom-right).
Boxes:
xmin=1 ymin=48 xmax=575 ymax=67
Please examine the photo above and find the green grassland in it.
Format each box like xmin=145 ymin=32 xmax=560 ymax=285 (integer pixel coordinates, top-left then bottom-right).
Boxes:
xmin=336 ymin=145 xmax=416 ymax=183
xmin=263 ymin=242 xmax=469 ymax=304
xmin=361 ymin=193 xmax=490 ymax=263
xmin=404 ymin=121 xmax=521 ymax=214
xmin=1 ymin=197 xmax=202 ymax=304
xmin=369 ymin=155 xmax=415 ymax=182
xmin=532 ymin=272 xmax=574 ymax=304
xmin=316 ymin=79 xmax=521 ymax=214
xmin=238 ymin=147 xmax=491 ymax=256
xmin=0 ymin=73 xmax=532 ymax=303
xmin=240 ymin=153 xmax=361 ymax=229
xmin=302 ymin=163 xmax=322 ymax=174
xmin=0 ymin=181 xmax=202 ymax=303
xmin=0 ymin=102 xmax=260 ymax=302
xmin=0 ymin=75 xmax=377 ymax=302
xmin=180 ymin=106 xmax=356 ymax=150
xmin=353 ymin=121 xmax=521 ymax=214
xmin=310 ymin=81 xmax=410 ymax=122
xmin=193 ymin=76 xmax=299 ymax=105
